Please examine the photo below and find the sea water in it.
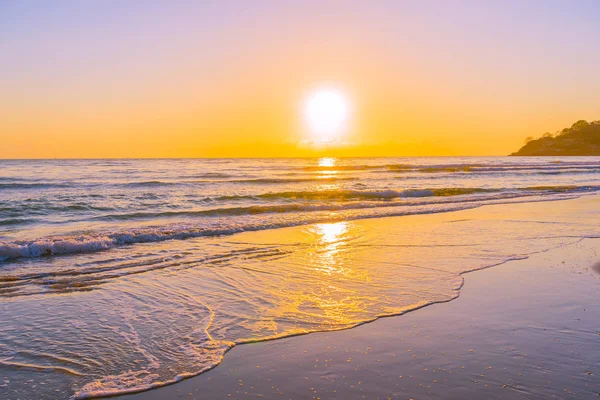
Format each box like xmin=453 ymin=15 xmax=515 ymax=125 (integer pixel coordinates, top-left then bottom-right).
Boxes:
xmin=0 ymin=157 xmax=599 ymax=398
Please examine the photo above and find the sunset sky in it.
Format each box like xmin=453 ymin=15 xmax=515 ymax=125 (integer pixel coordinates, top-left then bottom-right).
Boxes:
xmin=1 ymin=0 xmax=599 ymax=158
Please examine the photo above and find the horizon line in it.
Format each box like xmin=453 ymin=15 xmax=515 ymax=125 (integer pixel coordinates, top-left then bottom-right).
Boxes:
xmin=0 ymin=155 xmax=522 ymax=161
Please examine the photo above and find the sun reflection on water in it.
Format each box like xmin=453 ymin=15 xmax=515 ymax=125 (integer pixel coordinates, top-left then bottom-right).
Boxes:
xmin=318 ymin=157 xmax=336 ymax=167
xmin=316 ymin=157 xmax=339 ymax=177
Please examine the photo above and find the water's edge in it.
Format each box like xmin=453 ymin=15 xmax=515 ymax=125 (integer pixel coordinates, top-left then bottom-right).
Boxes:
xmin=89 ymin=198 xmax=598 ymax=400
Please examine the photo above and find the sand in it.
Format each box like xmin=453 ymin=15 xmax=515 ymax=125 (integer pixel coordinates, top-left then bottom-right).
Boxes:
xmin=121 ymin=236 xmax=600 ymax=399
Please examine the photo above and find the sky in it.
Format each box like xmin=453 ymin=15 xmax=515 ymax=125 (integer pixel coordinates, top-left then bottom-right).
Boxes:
xmin=1 ymin=0 xmax=599 ymax=158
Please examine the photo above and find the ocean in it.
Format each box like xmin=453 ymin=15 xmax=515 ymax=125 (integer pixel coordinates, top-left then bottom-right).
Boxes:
xmin=1 ymin=157 xmax=599 ymax=399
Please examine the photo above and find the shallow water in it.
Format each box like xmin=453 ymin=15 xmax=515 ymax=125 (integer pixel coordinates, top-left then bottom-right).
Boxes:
xmin=0 ymin=158 xmax=599 ymax=399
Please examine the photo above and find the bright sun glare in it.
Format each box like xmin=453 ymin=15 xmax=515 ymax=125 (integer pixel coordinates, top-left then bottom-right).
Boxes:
xmin=304 ymin=88 xmax=350 ymax=142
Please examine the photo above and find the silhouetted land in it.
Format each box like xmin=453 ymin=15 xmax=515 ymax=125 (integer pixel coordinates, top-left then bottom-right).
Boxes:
xmin=511 ymin=119 xmax=600 ymax=156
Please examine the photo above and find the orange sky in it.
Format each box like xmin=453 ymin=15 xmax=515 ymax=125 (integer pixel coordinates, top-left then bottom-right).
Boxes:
xmin=1 ymin=1 xmax=599 ymax=158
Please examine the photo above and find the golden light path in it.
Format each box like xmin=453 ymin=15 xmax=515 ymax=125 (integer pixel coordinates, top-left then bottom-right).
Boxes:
xmin=318 ymin=157 xmax=336 ymax=167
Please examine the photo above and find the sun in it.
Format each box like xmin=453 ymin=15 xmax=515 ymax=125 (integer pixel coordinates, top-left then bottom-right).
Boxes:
xmin=303 ymin=87 xmax=350 ymax=143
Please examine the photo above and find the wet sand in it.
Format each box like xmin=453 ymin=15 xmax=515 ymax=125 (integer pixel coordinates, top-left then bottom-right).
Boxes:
xmin=121 ymin=236 xmax=600 ymax=399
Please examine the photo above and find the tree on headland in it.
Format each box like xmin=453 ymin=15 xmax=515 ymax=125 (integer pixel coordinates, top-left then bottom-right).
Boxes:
xmin=511 ymin=119 xmax=600 ymax=156
xmin=571 ymin=120 xmax=590 ymax=130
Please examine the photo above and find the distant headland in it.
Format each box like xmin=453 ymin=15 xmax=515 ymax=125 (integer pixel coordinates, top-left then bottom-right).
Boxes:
xmin=511 ymin=119 xmax=600 ymax=156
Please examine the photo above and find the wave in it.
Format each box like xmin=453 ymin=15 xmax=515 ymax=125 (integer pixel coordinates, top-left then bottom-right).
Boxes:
xmin=301 ymin=165 xmax=383 ymax=171
xmin=122 ymin=181 xmax=179 ymax=187
xmin=385 ymin=164 xmax=417 ymax=171
xmin=412 ymin=164 xmax=600 ymax=174
xmin=0 ymin=359 xmax=83 ymax=376
xmin=0 ymin=202 xmax=486 ymax=262
xmin=468 ymin=165 xmax=600 ymax=173
xmin=0 ymin=218 xmax=36 ymax=227
xmin=226 ymin=176 xmax=358 ymax=184
xmin=0 ymin=204 xmax=115 ymax=215
xmin=417 ymin=166 xmax=475 ymax=173
xmin=1 ymin=187 xmax=596 ymax=262
xmin=297 ymin=162 xmax=600 ymax=175
xmin=254 ymin=187 xmax=497 ymax=201
xmin=300 ymin=163 xmax=480 ymax=172
xmin=183 ymin=172 xmax=236 ymax=179
xmin=220 ymin=186 xmax=597 ymax=202
xmin=0 ymin=182 xmax=70 ymax=190
xmin=88 ymin=200 xmax=431 ymax=221
xmin=524 ymin=185 xmax=587 ymax=192
xmin=116 ymin=176 xmax=358 ymax=187
xmin=534 ymin=169 xmax=600 ymax=175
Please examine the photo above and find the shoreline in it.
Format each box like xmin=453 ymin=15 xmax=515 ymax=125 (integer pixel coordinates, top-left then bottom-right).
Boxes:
xmin=119 ymin=238 xmax=600 ymax=399
xmin=114 ymin=197 xmax=600 ymax=400
xmin=106 ymin=260 xmax=516 ymax=399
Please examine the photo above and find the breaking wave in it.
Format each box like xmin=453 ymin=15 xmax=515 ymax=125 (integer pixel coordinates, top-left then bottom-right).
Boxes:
xmin=1 ymin=184 xmax=596 ymax=261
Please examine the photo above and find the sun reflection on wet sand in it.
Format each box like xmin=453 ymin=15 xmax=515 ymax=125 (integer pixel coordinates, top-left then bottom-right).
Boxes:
xmin=309 ymin=222 xmax=349 ymax=276
xmin=316 ymin=221 xmax=347 ymax=244
xmin=290 ymin=221 xmax=371 ymax=327
xmin=304 ymin=221 xmax=370 ymax=284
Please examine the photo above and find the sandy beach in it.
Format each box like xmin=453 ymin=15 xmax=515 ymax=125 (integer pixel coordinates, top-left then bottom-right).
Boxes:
xmin=119 ymin=200 xmax=600 ymax=400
